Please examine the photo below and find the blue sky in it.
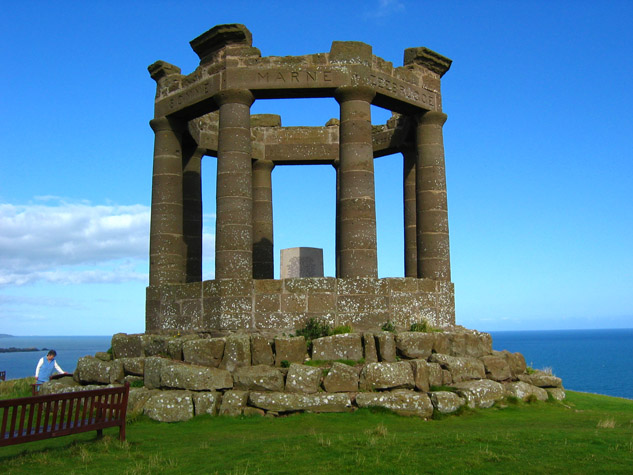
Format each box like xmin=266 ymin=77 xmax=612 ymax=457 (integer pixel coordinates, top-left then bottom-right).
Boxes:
xmin=1 ymin=1 xmax=631 ymax=335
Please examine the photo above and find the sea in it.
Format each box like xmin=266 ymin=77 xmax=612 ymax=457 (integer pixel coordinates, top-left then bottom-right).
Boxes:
xmin=1 ymin=329 xmax=632 ymax=400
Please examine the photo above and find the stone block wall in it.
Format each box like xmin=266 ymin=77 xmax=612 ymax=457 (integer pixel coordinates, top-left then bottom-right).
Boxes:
xmin=41 ymin=328 xmax=565 ymax=422
xmin=146 ymin=277 xmax=455 ymax=333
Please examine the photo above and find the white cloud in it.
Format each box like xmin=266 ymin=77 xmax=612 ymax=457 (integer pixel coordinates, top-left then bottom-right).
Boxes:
xmin=0 ymin=199 xmax=150 ymax=286
xmin=365 ymin=0 xmax=405 ymax=18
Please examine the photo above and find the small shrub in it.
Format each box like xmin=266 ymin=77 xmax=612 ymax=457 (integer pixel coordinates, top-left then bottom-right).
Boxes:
xmin=525 ymin=366 xmax=536 ymax=374
xmin=296 ymin=318 xmax=330 ymax=351
xmin=505 ymin=395 xmax=520 ymax=405
xmin=526 ymin=394 xmax=538 ymax=404
xmin=410 ymin=321 xmax=431 ymax=332
xmin=381 ymin=321 xmax=396 ymax=332
xmin=280 ymin=360 xmax=290 ymax=368
xmin=130 ymin=379 xmax=145 ymax=388
xmin=329 ymin=324 xmax=352 ymax=335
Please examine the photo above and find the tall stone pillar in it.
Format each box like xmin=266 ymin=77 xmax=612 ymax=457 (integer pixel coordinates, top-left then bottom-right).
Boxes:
xmin=402 ymin=148 xmax=417 ymax=277
xmin=334 ymin=86 xmax=378 ymax=278
xmin=182 ymin=136 xmax=203 ymax=283
xmin=333 ymin=159 xmax=341 ymax=278
xmin=415 ymin=111 xmax=451 ymax=281
xmin=214 ymin=89 xmax=255 ymax=279
xmin=149 ymin=117 xmax=186 ymax=286
xmin=252 ymin=159 xmax=274 ymax=279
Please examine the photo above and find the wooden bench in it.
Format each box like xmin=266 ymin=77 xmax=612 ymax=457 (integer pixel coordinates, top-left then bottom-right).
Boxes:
xmin=0 ymin=382 xmax=129 ymax=447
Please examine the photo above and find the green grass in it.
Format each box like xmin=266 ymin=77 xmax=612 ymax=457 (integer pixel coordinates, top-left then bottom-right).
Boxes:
xmin=1 ymin=391 xmax=632 ymax=473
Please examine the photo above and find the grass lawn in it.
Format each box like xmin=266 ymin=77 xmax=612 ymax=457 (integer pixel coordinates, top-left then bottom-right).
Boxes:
xmin=1 ymin=390 xmax=632 ymax=474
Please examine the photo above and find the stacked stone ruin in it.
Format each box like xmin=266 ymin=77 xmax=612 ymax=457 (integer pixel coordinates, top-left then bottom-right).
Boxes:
xmin=37 ymin=25 xmax=566 ymax=419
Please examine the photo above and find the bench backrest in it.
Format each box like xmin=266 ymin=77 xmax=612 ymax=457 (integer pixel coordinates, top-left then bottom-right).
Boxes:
xmin=0 ymin=383 xmax=129 ymax=446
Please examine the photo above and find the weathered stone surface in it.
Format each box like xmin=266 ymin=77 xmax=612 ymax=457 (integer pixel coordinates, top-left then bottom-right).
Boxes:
xmin=323 ymin=362 xmax=359 ymax=392
xmin=76 ymin=356 xmax=124 ymax=384
xmin=429 ymin=391 xmax=465 ymax=414
xmin=219 ymin=390 xmax=249 ymax=416
xmin=363 ymin=332 xmax=378 ymax=362
xmin=219 ymin=334 xmax=251 ymax=372
xmin=161 ymin=362 xmax=233 ymax=391
xmin=432 ymin=332 xmax=450 ymax=355
xmin=464 ymin=331 xmax=492 ymax=358
xmin=167 ymin=338 xmax=185 ymax=361
xmin=95 ymin=351 xmax=111 ymax=361
xmin=312 ymin=333 xmax=363 ymax=361
xmin=427 ymin=362 xmax=443 ymax=387
xmin=429 ymin=354 xmax=485 ymax=383
xmin=527 ymin=371 xmax=563 ymax=388
xmin=451 ymin=379 xmax=505 ymax=408
xmin=248 ymin=392 xmax=352 ymax=413
xmin=233 ymin=365 xmax=284 ymax=391
xmin=144 ymin=356 xmax=173 ymax=389
xmin=193 ymin=391 xmax=222 ymax=416
xmin=285 ymin=364 xmax=322 ymax=393
xmin=128 ymin=387 xmax=155 ymax=414
xmin=395 ymin=332 xmax=434 ymax=359
xmin=274 ymin=336 xmax=306 ymax=366
xmin=243 ymin=406 xmax=266 ymax=417
xmin=183 ymin=338 xmax=225 ymax=367
xmin=144 ymin=390 xmax=194 ymax=422
xmin=359 ymin=362 xmax=414 ymax=391
xmin=251 ymin=335 xmax=274 ymax=365
xmin=409 ymin=359 xmax=431 ymax=392
xmin=481 ymin=355 xmax=512 ymax=381
xmin=546 ymin=387 xmax=566 ymax=401
xmin=112 ymin=333 xmax=143 ymax=358
xmin=143 ymin=335 xmax=171 ymax=357
xmin=375 ymin=332 xmax=396 ymax=362
xmin=119 ymin=357 xmax=145 ymax=376
xmin=38 ymin=378 xmax=81 ymax=395
xmin=356 ymin=390 xmax=433 ymax=418
xmin=497 ymin=350 xmax=527 ymax=377
xmin=504 ymin=381 xmax=548 ymax=401
xmin=441 ymin=369 xmax=452 ymax=385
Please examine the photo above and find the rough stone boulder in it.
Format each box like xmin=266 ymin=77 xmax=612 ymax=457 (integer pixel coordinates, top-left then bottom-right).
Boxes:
xmin=429 ymin=391 xmax=465 ymax=414
xmin=248 ymin=392 xmax=352 ymax=413
xmin=312 ymin=333 xmax=363 ymax=361
xmin=323 ymin=363 xmax=359 ymax=392
xmin=481 ymin=355 xmax=512 ymax=381
xmin=504 ymin=381 xmax=548 ymax=401
xmin=451 ymin=379 xmax=505 ymax=408
xmin=285 ymin=364 xmax=323 ymax=393
xmin=95 ymin=351 xmax=111 ymax=361
xmin=183 ymin=338 xmax=225 ymax=367
xmin=76 ymin=356 xmax=124 ymax=384
xmin=219 ymin=390 xmax=249 ymax=416
xmin=546 ymin=387 xmax=566 ymax=401
xmin=356 ymin=390 xmax=433 ymax=418
xmin=193 ymin=391 xmax=222 ymax=416
xmin=119 ymin=357 xmax=145 ymax=376
xmin=251 ymin=335 xmax=274 ymax=366
xmin=144 ymin=390 xmax=194 ymax=422
xmin=446 ymin=331 xmax=492 ymax=358
xmin=39 ymin=378 xmax=81 ymax=395
xmin=219 ymin=334 xmax=251 ymax=372
xmin=128 ymin=387 xmax=155 ymax=415
xmin=395 ymin=332 xmax=434 ymax=359
xmin=274 ymin=336 xmax=306 ymax=366
xmin=375 ymin=332 xmax=397 ymax=362
xmin=233 ymin=365 xmax=284 ymax=392
xmin=144 ymin=356 xmax=175 ymax=389
xmin=427 ymin=362 xmax=443 ymax=387
xmin=408 ymin=359 xmax=431 ymax=391
xmin=112 ymin=333 xmax=143 ymax=358
xmin=363 ymin=332 xmax=378 ymax=362
xmin=496 ymin=349 xmax=527 ymax=377
xmin=432 ymin=332 xmax=450 ymax=355
xmin=429 ymin=354 xmax=485 ymax=383
xmin=143 ymin=335 xmax=171 ymax=357
xmin=525 ymin=371 xmax=563 ymax=388
xmin=359 ymin=362 xmax=414 ymax=391
xmin=161 ymin=362 xmax=233 ymax=391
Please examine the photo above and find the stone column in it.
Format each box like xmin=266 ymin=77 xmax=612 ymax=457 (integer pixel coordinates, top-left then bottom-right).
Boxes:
xmin=402 ymin=148 xmax=417 ymax=277
xmin=252 ymin=159 xmax=274 ymax=279
xmin=333 ymin=159 xmax=341 ymax=278
xmin=334 ymin=86 xmax=378 ymax=278
xmin=149 ymin=117 xmax=186 ymax=286
xmin=182 ymin=136 xmax=203 ymax=282
xmin=415 ymin=111 xmax=451 ymax=281
xmin=214 ymin=89 xmax=255 ymax=279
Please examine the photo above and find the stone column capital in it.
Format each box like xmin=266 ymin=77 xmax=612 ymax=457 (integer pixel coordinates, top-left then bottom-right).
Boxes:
xmin=334 ymin=86 xmax=376 ymax=104
xmin=252 ymin=159 xmax=274 ymax=173
xmin=149 ymin=116 xmax=185 ymax=134
xmin=417 ymin=110 xmax=448 ymax=127
xmin=214 ymin=88 xmax=255 ymax=107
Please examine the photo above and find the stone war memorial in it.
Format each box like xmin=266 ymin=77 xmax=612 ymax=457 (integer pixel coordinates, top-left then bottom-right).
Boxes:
xmin=52 ymin=25 xmax=564 ymax=420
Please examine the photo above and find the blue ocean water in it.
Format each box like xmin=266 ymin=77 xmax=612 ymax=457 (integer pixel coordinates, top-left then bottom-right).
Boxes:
xmin=1 ymin=330 xmax=632 ymax=400
xmin=0 ymin=335 xmax=111 ymax=381
xmin=490 ymin=328 xmax=633 ymax=400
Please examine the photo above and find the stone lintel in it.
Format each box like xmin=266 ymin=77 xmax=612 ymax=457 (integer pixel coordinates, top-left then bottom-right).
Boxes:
xmin=403 ymin=47 xmax=452 ymax=77
xmin=148 ymin=61 xmax=182 ymax=82
xmin=190 ymin=24 xmax=253 ymax=62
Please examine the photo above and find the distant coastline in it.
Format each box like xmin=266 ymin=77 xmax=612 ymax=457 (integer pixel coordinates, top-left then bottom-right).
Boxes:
xmin=0 ymin=334 xmax=14 ymax=338
xmin=0 ymin=347 xmax=47 ymax=353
